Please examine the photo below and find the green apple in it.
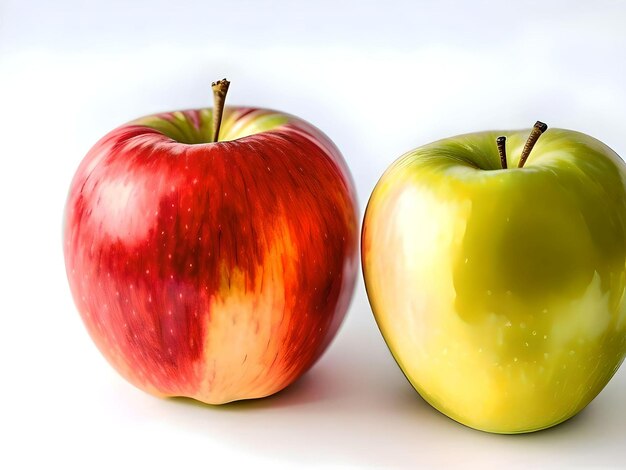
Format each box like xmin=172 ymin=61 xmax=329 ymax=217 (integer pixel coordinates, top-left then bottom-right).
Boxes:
xmin=362 ymin=122 xmax=626 ymax=433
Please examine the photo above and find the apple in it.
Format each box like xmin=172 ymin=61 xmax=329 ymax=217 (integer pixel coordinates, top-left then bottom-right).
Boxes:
xmin=362 ymin=122 xmax=626 ymax=433
xmin=64 ymin=80 xmax=358 ymax=404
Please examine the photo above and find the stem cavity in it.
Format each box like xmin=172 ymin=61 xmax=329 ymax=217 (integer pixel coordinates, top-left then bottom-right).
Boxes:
xmin=211 ymin=78 xmax=230 ymax=142
xmin=497 ymin=136 xmax=507 ymax=169
xmin=518 ymin=121 xmax=548 ymax=168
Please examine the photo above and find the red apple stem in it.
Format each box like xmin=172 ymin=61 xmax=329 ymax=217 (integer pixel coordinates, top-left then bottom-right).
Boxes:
xmin=211 ymin=79 xmax=230 ymax=142
xmin=518 ymin=121 xmax=548 ymax=168
xmin=496 ymin=136 xmax=507 ymax=169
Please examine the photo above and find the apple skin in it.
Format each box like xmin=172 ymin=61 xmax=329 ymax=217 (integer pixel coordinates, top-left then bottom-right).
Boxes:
xmin=64 ymin=107 xmax=358 ymax=404
xmin=362 ymin=128 xmax=626 ymax=433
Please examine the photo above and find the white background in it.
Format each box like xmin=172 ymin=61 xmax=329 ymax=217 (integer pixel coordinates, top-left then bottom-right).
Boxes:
xmin=2 ymin=1 xmax=626 ymax=468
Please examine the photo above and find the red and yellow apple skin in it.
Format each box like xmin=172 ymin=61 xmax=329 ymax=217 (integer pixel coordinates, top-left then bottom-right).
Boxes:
xmin=362 ymin=128 xmax=626 ymax=433
xmin=64 ymin=107 xmax=358 ymax=404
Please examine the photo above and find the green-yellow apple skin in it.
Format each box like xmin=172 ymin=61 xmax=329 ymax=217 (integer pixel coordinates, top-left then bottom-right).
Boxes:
xmin=362 ymin=128 xmax=626 ymax=433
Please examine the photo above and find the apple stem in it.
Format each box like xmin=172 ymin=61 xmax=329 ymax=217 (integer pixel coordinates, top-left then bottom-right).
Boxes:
xmin=497 ymin=136 xmax=507 ymax=169
xmin=211 ymin=79 xmax=230 ymax=142
xmin=518 ymin=121 xmax=548 ymax=168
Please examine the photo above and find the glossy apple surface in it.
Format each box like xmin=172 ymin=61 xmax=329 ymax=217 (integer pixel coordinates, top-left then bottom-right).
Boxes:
xmin=64 ymin=107 xmax=358 ymax=404
xmin=362 ymin=128 xmax=626 ymax=433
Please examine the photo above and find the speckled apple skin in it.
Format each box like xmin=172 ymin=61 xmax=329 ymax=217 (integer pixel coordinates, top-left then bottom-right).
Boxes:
xmin=64 ymin=107 xmax=358 ymax=404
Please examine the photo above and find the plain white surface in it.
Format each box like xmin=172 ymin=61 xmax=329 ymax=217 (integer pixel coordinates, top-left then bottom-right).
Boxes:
xmin=2 ymin=1 xmax=626 ymax=468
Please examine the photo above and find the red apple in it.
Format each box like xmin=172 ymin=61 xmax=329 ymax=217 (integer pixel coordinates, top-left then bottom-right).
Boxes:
xmin=64 ymin=80 xmax=358 ymax=404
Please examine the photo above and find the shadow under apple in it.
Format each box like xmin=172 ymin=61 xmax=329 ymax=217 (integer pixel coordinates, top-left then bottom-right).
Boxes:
xmin=123 ymin=290 xmax=626 ymax=467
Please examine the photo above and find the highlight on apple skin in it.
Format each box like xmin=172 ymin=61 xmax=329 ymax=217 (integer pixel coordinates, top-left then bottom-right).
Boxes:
xmin=64 ymin=82 xmax=359 ymax=405
xmin=362 ymin=123 xmax=626 ymax=433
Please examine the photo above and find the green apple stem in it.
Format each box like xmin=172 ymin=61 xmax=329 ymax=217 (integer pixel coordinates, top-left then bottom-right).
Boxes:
xmin=211 ymin=79 xmax=230 ymax=142
xmin=518 ymin=121 xmax=548 ymax=168
xmin=497 ymin=136 xmax=507 ymax=169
